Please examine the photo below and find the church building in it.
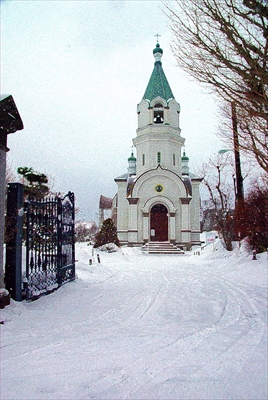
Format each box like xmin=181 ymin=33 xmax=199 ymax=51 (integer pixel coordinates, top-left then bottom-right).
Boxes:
xmin=113 ymin=42 xmax=202 ymax=250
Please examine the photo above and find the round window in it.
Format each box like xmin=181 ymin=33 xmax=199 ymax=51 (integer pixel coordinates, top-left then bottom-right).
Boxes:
xmin=155 ymin=184 xmax=164 ymax=193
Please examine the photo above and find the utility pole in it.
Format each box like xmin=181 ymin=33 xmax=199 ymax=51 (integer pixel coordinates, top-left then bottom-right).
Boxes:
xmin=231 ymin=102 xmax=245 ymax=238
xmin=231 ymin=102 xmax=244 ymax=207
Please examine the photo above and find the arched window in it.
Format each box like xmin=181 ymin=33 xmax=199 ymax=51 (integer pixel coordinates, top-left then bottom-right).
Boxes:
xmin=153 ymin=103 xmax=164 ymax=124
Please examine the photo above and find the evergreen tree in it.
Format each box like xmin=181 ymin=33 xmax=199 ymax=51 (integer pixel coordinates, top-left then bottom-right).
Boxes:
xmin=17 ymin=167 xmax=49 ymax=199
xmin=94 ymin=218 xmax=120 ymax=248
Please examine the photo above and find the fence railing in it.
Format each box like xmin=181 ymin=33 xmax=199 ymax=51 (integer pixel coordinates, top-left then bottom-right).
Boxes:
xmin=5 ymin=183 xmax=75 ymax=301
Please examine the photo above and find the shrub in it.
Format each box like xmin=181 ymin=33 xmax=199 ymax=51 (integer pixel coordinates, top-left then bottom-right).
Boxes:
xmin=241 ymin=187 xmax=268 ymax=253
xmin=94 ymin=218 xmax=120 ymax=248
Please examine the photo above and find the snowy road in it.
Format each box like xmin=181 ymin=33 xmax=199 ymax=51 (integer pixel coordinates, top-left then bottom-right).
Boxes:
xmin=1 ymin=243 xmax=267 ymax=399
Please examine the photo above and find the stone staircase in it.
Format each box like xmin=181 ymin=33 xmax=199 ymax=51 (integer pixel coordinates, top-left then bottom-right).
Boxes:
xmin=141 ymin=241 xmax=185 ymax=254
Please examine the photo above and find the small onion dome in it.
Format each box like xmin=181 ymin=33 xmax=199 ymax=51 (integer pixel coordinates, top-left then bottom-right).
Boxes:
xmin=181 ymin=151 xmax=189 ymax=161
xmin=153 ymin=43 xmax=163 ymax=55
xmin=128 ymin=151 xmax=136 ymax=162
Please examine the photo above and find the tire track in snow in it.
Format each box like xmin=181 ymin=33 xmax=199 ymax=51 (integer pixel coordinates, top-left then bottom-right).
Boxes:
xmin=4 ymin=269 xmax=169 ymax=365
xmin=89 ymin=264 xmax=266 ymax=400
xmin=89 ymin=269 xmax=169 ymax=330
xmin=3 ymin=252 xmax=266 ymax=400
xmin=128 ymin=269 xmax=266 ymax=399
xmin=186 ymin=277 xmax=266 ymax=397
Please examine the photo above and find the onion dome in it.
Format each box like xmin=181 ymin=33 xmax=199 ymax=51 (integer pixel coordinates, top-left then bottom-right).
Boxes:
xmin=181 ymin=151 xmax=190 ymax=176
xmin=128 ymin=151 xmax=136 ymax=162
xmin=128 ymin=151 xmax=136 ymax=176
xmin=181 ymin=151 xmax=189 ymax=161
xmin=153 ymin=43 xmax=163 ymax=55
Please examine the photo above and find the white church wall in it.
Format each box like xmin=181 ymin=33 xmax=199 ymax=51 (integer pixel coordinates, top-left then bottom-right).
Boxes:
xmin=134 ymin=132 xmax=184 ymax=176
xmin=137 ymin=99 xmax=151 ymax=128
xmin=132 ymin=169 xmax=187 ymax=200
xmin=166 ymin=99 xmax=180 ymax=128
xmin=150 ymin=97 xmax=167 ymax=108
xmin=115 ymin=180 xmax=129 ymax=243
xmin=127 ymin=202 xmax=139 ymax=244
xmin=134 ymin=138 xmax=150 ymax=176
xmin=137 ymin=207 xmax=145 ymax=243
xmin=190 ymin=180 xmax=202 ymax=232
xmin=132 ymin=170 xmax=189 ymax=243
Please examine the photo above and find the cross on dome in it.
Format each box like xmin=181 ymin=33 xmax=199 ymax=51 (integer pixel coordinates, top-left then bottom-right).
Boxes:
xmin=154 ymin=33 xmax=161 ymax=43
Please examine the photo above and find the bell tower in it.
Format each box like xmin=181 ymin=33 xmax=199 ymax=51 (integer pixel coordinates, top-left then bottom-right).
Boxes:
xmin=133 ymin=42 xmax=185 ymax=177
xmin=114 ymin=39 xmax=202 ymax=249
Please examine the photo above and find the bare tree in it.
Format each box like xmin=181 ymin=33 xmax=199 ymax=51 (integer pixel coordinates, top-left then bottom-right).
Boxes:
xmin=199 ymin=150 xmax=260 ymax=249
xmin=5 ymin=159 xmax=16 ymax=183
xmin=242 ymin=181 xmax=268 ymax=252
xmin=199 ymin=154 xmax=237 ymax=250
xmin=164 ymin=0 xmax=268 ymax=172
xmin=219 ymin=99 xmax=268 ymax=173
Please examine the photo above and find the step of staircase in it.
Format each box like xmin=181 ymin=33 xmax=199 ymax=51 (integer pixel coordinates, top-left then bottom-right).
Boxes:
xmin=141 ymin=242 xmax=185 ymax=254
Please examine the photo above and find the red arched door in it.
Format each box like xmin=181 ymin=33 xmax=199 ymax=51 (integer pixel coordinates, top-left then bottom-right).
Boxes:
xmin=150 ymin=204 xmax=168 ymax=241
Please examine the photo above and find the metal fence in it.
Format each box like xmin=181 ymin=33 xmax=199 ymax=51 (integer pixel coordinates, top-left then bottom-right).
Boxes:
xmin=5 ymin=184 xmax=75 ymax=301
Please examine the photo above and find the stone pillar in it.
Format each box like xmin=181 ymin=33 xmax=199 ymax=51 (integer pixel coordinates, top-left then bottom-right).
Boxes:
xmin=143 ymin=212 xmax=149 ymax=242
xmin=180 ymin=198 xmax=191 ymax=245
xmin=127 ymin=198 xmax=139 ymax=244
xmin=169 ymin=212 xmax=176 ymax=243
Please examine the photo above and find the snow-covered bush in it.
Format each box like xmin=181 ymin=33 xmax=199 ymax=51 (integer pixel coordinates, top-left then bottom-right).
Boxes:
xmin=93 ymin=218 xmax=120 ymax=248
xmin=98 ymin=243 xmax=119 ymax=252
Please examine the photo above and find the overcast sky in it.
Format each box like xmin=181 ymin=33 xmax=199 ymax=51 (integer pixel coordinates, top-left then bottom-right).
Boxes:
xmin=2 ymin=0 xmax=223 ymax=221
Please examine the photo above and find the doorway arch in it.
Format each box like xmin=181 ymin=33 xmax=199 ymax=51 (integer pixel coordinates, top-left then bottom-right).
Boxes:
xmin=150 ymin=204 xmax=168 ymax=241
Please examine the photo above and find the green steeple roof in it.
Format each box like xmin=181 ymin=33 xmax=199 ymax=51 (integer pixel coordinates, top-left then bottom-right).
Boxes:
xmin=143 ymin=43 xmax=174 ymax=103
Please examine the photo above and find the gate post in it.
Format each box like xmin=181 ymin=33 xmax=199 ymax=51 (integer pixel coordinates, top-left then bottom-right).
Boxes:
xmin=5 ymin=183 xmax=24 ymax=301
xmin=56 ymin=196 xmax=63 ymax=286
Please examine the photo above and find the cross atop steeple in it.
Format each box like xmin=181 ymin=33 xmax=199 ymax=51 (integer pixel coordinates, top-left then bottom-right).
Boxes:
xmin=154 ymin=33 xmax=161 ymax=43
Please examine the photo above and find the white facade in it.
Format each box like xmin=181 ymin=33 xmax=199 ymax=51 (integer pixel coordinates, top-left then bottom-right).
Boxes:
xmin=114 ymin=43 xmax=201 ymax=249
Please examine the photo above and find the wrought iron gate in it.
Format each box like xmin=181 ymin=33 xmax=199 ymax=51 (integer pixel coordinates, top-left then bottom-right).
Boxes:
xmin=25 ymin=192 xmax=75 ymax=300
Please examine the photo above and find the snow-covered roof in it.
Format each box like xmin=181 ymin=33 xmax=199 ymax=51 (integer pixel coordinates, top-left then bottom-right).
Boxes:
xmin=114 ymin=172 xmax=128 ymax=181
xmin=99 ymin=195 xmax=113 ymax=209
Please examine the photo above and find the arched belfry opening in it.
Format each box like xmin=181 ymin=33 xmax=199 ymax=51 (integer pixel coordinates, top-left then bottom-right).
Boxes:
xmin=150 ymin=204 xmax=168 ymax=241
xmin=153 ymin=103 xmax=164 ymax=124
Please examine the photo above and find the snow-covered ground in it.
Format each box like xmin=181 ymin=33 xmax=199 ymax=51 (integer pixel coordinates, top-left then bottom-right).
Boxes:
xmin=1 ymin=241 xmax=267 ymax=400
